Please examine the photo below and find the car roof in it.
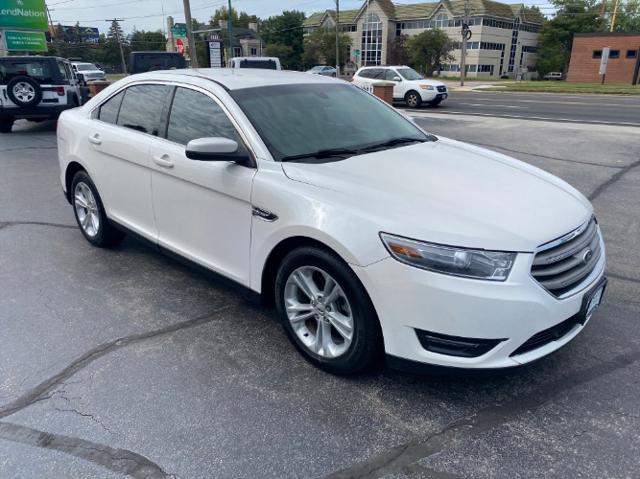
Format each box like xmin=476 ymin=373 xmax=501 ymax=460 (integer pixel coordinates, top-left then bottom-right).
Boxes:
xmin=127 ymin=68 xmax=340 ymax=91
xmin=0 ymin=56 xmax=65 ymax=62
xmin=360 ymin=65 xmax=407 ymax=69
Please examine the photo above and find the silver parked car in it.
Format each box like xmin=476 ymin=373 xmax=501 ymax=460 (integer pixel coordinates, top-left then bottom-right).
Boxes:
xmin=306 ymin=65 xmax=337 ymax=77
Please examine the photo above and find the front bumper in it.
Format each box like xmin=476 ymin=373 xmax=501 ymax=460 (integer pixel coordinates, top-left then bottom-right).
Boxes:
xmin=420 ymin=89 xmax=448 ymax=102
xmin=352 ymin=240 xmax=606 ymax=369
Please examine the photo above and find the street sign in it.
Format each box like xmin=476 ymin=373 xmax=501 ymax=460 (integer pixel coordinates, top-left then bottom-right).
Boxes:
xmin=208 ymin=39 xmax=222 ymax=68
xmin=599 ymin=47 xmax=610 ymax=76
xmin=171 ymin=24 xmax=187 ymax=39
xmin=3 ymin=29 xmax=47 ymax=51
xmin=0 ymin=0 xmax=48 ymax=31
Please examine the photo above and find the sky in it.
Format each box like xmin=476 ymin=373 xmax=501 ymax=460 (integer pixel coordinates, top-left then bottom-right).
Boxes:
xmin=46 ymin=0 xmax=556 ymax=34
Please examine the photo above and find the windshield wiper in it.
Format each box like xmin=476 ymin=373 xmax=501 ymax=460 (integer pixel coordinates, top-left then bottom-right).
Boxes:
xmin=280 ymin=147 xmax=360 ymax=162
xmin=360 ymin=136 xmax=429 ymax=153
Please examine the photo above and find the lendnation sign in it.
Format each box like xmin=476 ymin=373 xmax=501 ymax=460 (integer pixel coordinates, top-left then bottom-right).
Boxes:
xmin=0 ymin=0 xmax=48 ymax=31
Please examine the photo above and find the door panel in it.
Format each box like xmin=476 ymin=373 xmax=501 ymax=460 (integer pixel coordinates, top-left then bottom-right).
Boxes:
xmin=150 ymin=87 xmax=256 ymax=284
xmin=87 ymin=84 xmax=171 ymax=240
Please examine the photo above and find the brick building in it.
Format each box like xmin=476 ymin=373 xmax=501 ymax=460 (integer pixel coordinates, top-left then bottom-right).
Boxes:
xmin=567 ymin=32 xmax=640 ymax=85
xmin=303 ymin=0 xmax=543 ymax=78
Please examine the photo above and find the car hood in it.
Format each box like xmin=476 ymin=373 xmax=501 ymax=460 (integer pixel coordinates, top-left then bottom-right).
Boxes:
xmin=281 ymin=138 xmax=592 ymax=252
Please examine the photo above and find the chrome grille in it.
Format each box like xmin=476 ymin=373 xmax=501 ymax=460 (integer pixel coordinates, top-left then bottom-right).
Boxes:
xmin=437 ymin=85 xmax=447 ymax=93
xmin=531 ymin=217 xmax=602 ymax=297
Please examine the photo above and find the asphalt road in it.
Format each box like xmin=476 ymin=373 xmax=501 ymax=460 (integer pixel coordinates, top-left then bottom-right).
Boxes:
xmin=405 ymin=91 xmax=640 ymax=126
xmin=1 ymin=111 xmax=639 ymax=479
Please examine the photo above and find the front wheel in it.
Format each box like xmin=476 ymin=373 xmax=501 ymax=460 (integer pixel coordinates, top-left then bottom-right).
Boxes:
xmin=275 ymin=246 xmax=383 ymax=375
xmin=404 ymin=91 xmax=422 ymax=109
xmin=71 ymin=171 xmax=125 ymax=248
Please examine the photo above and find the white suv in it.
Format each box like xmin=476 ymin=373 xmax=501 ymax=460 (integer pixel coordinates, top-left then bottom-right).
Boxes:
xmin=353 ymin=66 xmax=448 ymax=108
xmin=57 ymin=69 xmax=606 ymax=374
xmin=0 ymin=56 xmax=84 ymax=133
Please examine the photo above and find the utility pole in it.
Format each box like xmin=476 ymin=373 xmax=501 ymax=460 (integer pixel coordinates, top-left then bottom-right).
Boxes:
xmin=460 ymin=0 xmax=470 ymax=86
xmin=335 ymin=0 xmax=340 ymax=77
xmin=183 ymin=0 xmax=199 ymax=67
xmin=227 ymin=0 xmax=234 ymax=65
xmin=610 ymin=0 xmax=620 ymax=32
xmin=106 ymin=19 xmax=127 ymax=74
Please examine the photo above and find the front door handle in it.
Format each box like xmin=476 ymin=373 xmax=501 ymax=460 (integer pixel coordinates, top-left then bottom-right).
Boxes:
xmin=88 ymin=133 xmax=101 ymax=145
xmin=152 ymin=154 xmax=174 ymax=168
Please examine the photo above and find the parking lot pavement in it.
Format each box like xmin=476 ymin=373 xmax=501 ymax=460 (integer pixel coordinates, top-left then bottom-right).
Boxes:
xmin=1 ymin=116 xmax=639 ymax=479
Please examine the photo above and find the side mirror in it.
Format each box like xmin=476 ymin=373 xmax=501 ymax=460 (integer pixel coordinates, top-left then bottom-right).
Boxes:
xmin=393 ymin=76 xmax=402 ymax=82
xmin=185 ymin=137 xmax=249 ymax=164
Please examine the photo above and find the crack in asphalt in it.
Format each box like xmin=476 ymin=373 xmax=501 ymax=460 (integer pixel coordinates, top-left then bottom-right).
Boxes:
xmin=0 ymin=304 xmax=236 ymax=478
xmin=0 ymin=422 xmax=174 ymax=479
xmin=322 ymin=349 xmax=640 ymax=479
xmin=469 ymin=141 xmax=625 ymax=169
xmin=0 ymin=220 xmax=77 ymax=230
xmin=588 ymin=158 xmax=640 ymax=201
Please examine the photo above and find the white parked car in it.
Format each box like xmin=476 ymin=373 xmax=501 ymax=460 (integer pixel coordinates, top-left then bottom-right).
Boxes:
xmin=353 ymin=66 xmax=448 ymax=108
xmin=228 ymin=57 xmax=282 ymax=70
xmin=71 ymin=62 xmax=106 ymax=84
xmin=57 ymin=69 xmax=606 ymax=374
xmin=307 ymin=65 xmax=337 ymax=77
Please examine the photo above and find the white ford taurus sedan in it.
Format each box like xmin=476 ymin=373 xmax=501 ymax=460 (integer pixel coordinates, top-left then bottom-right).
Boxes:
xmin=57 ymin=69 xmax=606 ymax=374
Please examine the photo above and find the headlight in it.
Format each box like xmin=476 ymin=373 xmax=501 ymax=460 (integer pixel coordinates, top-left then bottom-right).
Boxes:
xmin=380 ymin=233 xmax=516 ymax=281
xmin=420 ymin=85 xmax=435 ymax=90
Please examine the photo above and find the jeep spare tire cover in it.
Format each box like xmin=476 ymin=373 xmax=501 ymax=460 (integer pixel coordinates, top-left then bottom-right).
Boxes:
xmin=7 ymin=76 xmax=43 ymax=107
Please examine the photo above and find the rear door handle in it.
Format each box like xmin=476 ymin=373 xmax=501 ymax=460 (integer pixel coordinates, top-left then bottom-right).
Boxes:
xmin=88 ymin=133 xmax=101 ymax=145
xmin=152 ymin=154 xmax=174 ymax=168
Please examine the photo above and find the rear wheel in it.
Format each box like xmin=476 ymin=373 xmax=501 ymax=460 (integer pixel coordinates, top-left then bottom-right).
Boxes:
xmin=275 ymin=246 xmax=383 ymax=375
xmin=71 ymin=171 xmax=125 ymax=248
xmin=405 ymin=90 xmax=422 ymax=109
xmin=0 ymin=118 xmax=14 ymax=133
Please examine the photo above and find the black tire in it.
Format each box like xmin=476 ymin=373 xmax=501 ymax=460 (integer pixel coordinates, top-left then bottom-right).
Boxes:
xmin=7 ymin=76 xmax=43 ymax=107
xmin=429 ymin=99 xmax=442 ymax=107
xmin=275 ymin=246 xmax=383 ymax=375
xmin=0 ymin=118 xmax=13 ymax=133
xmin=71 ymin=171 xmax=125 ymax=248
xmin=404 ymin=90 xmax=422 ymax=109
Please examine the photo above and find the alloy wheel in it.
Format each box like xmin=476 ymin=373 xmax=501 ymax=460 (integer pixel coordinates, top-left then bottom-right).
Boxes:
xmin=284 ymin=266 xmax=354 ymax=358
xmin=74 ymin=182 xmax=100 ymax=237
xmin=13 ymin=82 xmax=36 ymax=103
xmin=406 ymin=93 xmax=419 ymax=108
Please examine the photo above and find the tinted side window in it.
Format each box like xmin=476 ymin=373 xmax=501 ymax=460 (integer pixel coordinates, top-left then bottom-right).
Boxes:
xmin=385 ymin=70 xmax=398 ymax=81
xmin=117 ymin=84 xmax=170 ymax=135
xmin=359 ymin=69 xmax=373 ymax=78
xmin=166 ymin=87 xmax=242 ymax=146
xmin=98 ymin=91 xmax=125 ymax=124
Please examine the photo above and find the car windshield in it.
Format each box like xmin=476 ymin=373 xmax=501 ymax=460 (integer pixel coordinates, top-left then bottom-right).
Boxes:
xmin=76 ymin=64 xmax=98 ymax=71
xmin=397 ymin=68 xmax=424 ymax=81
xmin=238 ymin=59 xmax=277 ymax=70
xmin=231 ymin=83 xmax=434 ymax=162
xmin=309 ymin=66 xmax=325 ymax=71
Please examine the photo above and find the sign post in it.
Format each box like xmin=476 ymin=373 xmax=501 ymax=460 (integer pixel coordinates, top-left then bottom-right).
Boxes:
xmin=599 ymin=47 xmax=610 ymax=85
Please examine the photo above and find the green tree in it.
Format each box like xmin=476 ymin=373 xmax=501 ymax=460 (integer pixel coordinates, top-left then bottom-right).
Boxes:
xmin=387 ymin=34 xmax=410 ymax=65
xmin=264 ymin=43 xmax=294 ymax=66
xmin=536 ymin=0 xmax=605 ymax=75
xmin=210 ymin=6 xmax=257 ymax=28
xmin=608 ymin=0 xmax=640 ymax=31
xmin=129 ymin=30 xmax=166 ymax=52
xmin=302 ymin=29 xmax=351 ymax=69
xmin=260 ymin=10 xmax=306 ymax=70
xmin=407 ymin=29 xmax=454 ymax=76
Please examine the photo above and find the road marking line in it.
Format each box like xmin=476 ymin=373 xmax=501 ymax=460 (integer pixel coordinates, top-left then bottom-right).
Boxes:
xmin=464 ymin=103 xmax=527 ymax=109
xmin=408 ymin=110 xmax=640 ymax=127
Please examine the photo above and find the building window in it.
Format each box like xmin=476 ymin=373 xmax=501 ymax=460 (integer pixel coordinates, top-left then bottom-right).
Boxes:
xmin=434 ymin=13 xmax=448 ymax=28
xmin=361 ymin=13 xmax=382 ymax=66
xmin=341 ymin=24 xmax=357 ymax=32
xmin=628 ymin=49 xmax=638 ymax=58
xmin=593 ymin=50 xmax=602 ymax=59
xmin=609 ymin=50 xmax=620 ymax=59
xmin=250 ymin=47 xmax=257 ymax=56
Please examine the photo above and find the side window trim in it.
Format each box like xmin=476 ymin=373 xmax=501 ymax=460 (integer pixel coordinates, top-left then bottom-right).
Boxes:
xmin=159 ymin=86 xmax=177 ymax=140
xmin=160 ymin=84 xmax=257 ymax=167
